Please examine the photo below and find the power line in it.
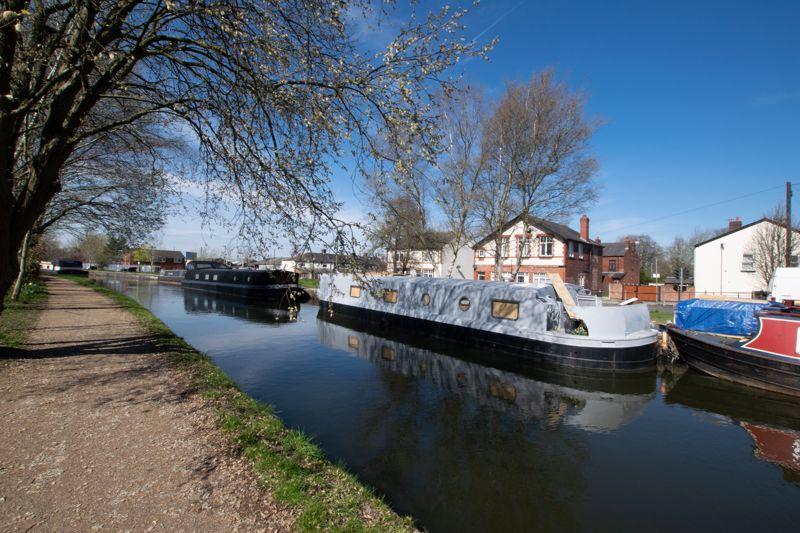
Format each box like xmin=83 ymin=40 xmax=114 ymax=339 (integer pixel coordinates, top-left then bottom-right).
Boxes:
xmin=594 ymin=181 xmax=797 ymax=236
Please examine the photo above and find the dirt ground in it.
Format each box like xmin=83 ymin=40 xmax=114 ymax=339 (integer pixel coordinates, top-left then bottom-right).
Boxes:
xmin=0 ymin=277 xmax=293 ymax=532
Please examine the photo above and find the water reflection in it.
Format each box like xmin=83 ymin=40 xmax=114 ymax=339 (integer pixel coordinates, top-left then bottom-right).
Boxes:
xmin=317 ymin=317 xmax=656 ymax=433
xmin=665 ymin=370 xmax=800 ymax=483
xmin=182 ymin=288 xmax=297 ymax=324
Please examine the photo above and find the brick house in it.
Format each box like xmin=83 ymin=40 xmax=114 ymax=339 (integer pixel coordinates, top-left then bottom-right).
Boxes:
xmin=472 ymin=214 xmax=603 ymax=292
xmin=385 ymin=231 xmax=474 ymax=278
xmin=122 ymin=249 xmax=186 ymax=270
xmin=601 ymin=239 xmax=641 ymax=293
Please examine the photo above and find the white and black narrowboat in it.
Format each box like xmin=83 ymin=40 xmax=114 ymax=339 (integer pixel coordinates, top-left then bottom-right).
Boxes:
xmin=318 ymin=274 xmax=658 ymax=371
xmin=668 ymin=306 xmax=800 ymax=397
xmin=182 ymin=260 xmax=310 ymax=303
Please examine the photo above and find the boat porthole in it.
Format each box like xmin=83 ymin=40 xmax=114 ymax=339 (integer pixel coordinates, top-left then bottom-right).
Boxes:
xmin=422 ymin=293 xmax=431 ymax=305
xmin=458 ymin=297 xmax=470 ymax=311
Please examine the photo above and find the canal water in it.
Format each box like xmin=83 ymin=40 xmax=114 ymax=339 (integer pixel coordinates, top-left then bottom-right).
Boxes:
xmin=98 ymin=278 xmax=800 ymax=532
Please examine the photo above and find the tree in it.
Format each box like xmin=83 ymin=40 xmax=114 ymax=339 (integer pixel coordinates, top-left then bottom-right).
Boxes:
xmin=0 ymin=1 xmax=490 ymax=305
xmin=369 ymin=191 xmax=429 ymax=275
xmin=431 ymin=86 xmax=486 ymax=277
xmin=664 ymin=227 xmax=723 ymax=278
xmin=748 ymin=205 xmax=800 ymax=288
xmin=618 ymin=234 xmax=662 ymax=281
xmin=477 ymin=70 xmax=600 ymax=280
xmin=71 ymin=233 xmax=113 ymax=266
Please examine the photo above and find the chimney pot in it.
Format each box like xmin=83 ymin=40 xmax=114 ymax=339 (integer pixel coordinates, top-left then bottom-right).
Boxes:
xmin=728 ymin=218 xmax=743 ymax=232
xmin=580 ymin=215 xmax=590 ymax=241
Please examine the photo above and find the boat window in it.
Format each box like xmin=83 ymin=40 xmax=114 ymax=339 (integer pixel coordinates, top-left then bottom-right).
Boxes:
xmin=421 ymin=293 xmax=431 ymax=306
xmin=213 ymin=274 xmax=218 ymax=281
xmin=195 ymin=274 xmax=199 ymax=279
xmin=350 ymin=286 xmax=361 ymax=298
xmin=458 ymin=297 xmax=471 ymax=311
xmin=247 ymin=276 xmax=251 ymax=282
xmin=491 ymin=299 xmax=519 ymax=321
xmin=233 ymin=275 xmax=237 ymax=281
xmin=381 ymin=346 xmax=396 ymax=360
xmin=348 ymin=335 xmax=359 ymax=349
xmin=383 ymin=289 xmax=398 ymax=303
xmin=204 ymin=274 xmax=210 ymax=280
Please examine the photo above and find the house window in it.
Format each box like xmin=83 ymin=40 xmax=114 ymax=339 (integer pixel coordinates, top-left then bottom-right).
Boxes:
xmin=383 ymin=289 xmax=398 ymax=303
xmin=421 ymin=270 xmax=433 ymax=278
xmin=741 ymin=254 xmax=754 ymax=272
xmin=516 ymin=273 xmax=526 ymax=283
xmin=491 ymin=299 xmax=519 ymax=321
xmin=350 ymin=286 xmax=361 ymax=298
xmin=578 ymin=274 xmax=585 ymax=287
xmin=478 ymin=249 xmax=486 ymax=258
xmin=532 ymin=272 xmax=549 ymax=285
xmin=578 ymin=243 xmax=584 ymax=259
xmin=609 ymin=259 xmax=617 ymax=271
xmin=501 ymin=238 xmax=510 ymax=258
xmin=792 ymin=255 xmax=799 ymax=268
xmin=519 ymin=237 xmax=531 ymax=257
xmin=568 ymin=241 xmax=575 ymax=258
xmin=477 ymin=272 xmax=486 ymax=281
xmin=458 ymin=297 xmax=471 ymax=311
xmin=539 ymin=236 xmax=553 ymax=257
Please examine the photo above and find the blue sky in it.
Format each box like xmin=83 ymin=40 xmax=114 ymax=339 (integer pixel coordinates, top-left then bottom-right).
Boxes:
xmin=162 ymin=0 xmax=799 ymax=254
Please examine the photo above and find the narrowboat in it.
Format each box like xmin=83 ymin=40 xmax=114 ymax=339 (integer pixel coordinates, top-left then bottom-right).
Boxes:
xmin=318 ymin=274 xmax=658 ymax=371
xmin=183 ymin=289 xmax=298 ymax=323
xmin=41 ymin=258 xmax=87 ymax=275
xmin=158 ymin=269 xmax=185 ymax=284
xmin=667 ymin=306 xmax=800 ymax=397
xmin=182 ymin=260 xmax=310 ymax=303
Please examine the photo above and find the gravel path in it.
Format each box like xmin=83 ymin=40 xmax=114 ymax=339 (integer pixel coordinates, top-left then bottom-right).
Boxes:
xmin=0 ymin=277 xmax=293 ymax=532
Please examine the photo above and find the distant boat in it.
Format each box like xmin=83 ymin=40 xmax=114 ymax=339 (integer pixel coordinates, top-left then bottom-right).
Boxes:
xmin=181 ymin=260 xmax=309 ymax=303
xmin=319 ymin=274 xmax=658 ymax=372
xmin=667 ymin=306 xmax=800 ymax=397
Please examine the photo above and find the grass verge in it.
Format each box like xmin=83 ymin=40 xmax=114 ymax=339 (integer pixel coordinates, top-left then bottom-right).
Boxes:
xmin=62 ymin=275 xmax=414 ymax=532
xmin=299 ymin=278 xmax=320 ymax=289
xmin=1 ymin=280 xmax=48 ymax=350
xmin=649 ymin=309 xmax=674 ymax=325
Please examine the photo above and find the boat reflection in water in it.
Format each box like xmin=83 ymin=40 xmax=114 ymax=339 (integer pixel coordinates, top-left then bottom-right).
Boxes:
xmin=183 ymin=288 xmax=298 ymax=324
xmin=317 ymin=313 xmax=656 ymax=432
xmin=665 ymin=370 xmax=800 ymax=483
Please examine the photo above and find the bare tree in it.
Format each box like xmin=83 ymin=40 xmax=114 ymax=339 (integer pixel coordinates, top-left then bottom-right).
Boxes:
xmin=431 ymin=86 xmax=486 ymax=277
xmin=748 ymin=205 xmax=800 ymax=288
xmin=0 ymin=1 xmax=491 ymax=305
xmin=476 ymin=70 xmax=600 ymax=280
xmin=618 ymin=233 xmax=662 ymax=280
xmin=664 ymin=227 xmax=723 ymax=278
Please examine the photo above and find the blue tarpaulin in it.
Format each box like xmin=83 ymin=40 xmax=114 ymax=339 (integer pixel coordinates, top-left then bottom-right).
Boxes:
xmin=674 ymin=298 xmax=768 ymax=336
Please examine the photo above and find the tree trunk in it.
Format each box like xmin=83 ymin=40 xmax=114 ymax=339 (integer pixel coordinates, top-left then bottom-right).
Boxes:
xmin=0 ymin=219 xmax=22 ymax=312
xmin=11 ymin=230 xmax=31 ymax=301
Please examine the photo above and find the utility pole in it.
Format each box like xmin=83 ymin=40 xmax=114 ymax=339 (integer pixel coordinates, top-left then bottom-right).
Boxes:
xmin=787 ymin=181 xmax=793 ymax=267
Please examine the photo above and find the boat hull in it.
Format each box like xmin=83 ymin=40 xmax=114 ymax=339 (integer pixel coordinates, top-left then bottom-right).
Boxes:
xmin=320 ymin=300 xmax=657 ymax=372
xmin=667 ymin=326 xmax=800 ymax=397
xmin=181 ymin=278 xmax=309 ymax=302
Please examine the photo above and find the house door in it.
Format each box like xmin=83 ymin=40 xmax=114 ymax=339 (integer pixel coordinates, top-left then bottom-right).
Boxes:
xmin=578 ymin=274 xmax=585 ymax=287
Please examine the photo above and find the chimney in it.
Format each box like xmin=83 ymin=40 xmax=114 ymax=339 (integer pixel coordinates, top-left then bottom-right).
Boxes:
xmin=580 ymin=215 xmax=589 ymax=241
xmin=624 ymin=238 xmax=636 ymax=253
xmin=728 ymin=217 xmax=742 ymax=232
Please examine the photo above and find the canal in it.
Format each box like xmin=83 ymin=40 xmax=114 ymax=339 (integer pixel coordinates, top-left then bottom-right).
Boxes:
xmin=98 ymin=278 xmax=800 ymax=532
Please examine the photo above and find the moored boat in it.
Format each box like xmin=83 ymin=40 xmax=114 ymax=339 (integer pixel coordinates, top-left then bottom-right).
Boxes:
xmin=182 ymin=260 xmax=310 ymax=303
xmin=667 ymin=307 xmax=800 ymax=397
xmin=318 ymin=274 xmax=658 ymax=371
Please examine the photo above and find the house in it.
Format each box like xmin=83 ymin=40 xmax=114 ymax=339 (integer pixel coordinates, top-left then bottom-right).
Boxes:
xmin=694 ymin=217 xmax=800 ymax=297
xmin=601 ymin=239 xmax=641 ymax=293
xmin=472 ymin=214 xmax=603 ymax=292
xmin=385 ymin=231 xmax=474 ymax=278
xmin=121 ymin=249 xmax=185 ymax=270
xmin=291 ymin=250 xmax=385 ymax=279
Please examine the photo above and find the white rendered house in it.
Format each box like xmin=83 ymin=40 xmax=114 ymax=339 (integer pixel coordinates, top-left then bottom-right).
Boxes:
xmin=694 ymin=217 xmax=799 ymax=297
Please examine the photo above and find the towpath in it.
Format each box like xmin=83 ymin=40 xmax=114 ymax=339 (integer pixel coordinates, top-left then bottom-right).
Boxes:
xmin=0 ymin=277 xmax=291 ymax=532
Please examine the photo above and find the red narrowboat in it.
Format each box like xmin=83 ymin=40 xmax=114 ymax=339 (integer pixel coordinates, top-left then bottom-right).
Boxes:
xmin=668 ymin=307 xmax=800 ymax=397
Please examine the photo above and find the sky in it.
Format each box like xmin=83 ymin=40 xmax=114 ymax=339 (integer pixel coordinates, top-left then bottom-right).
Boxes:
xmin=160 ymin=0 xmax=800 ymax=255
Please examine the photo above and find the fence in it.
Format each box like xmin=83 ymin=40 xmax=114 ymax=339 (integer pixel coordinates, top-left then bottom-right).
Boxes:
xmin=609 ymin=283 xmax=695 ymax=303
